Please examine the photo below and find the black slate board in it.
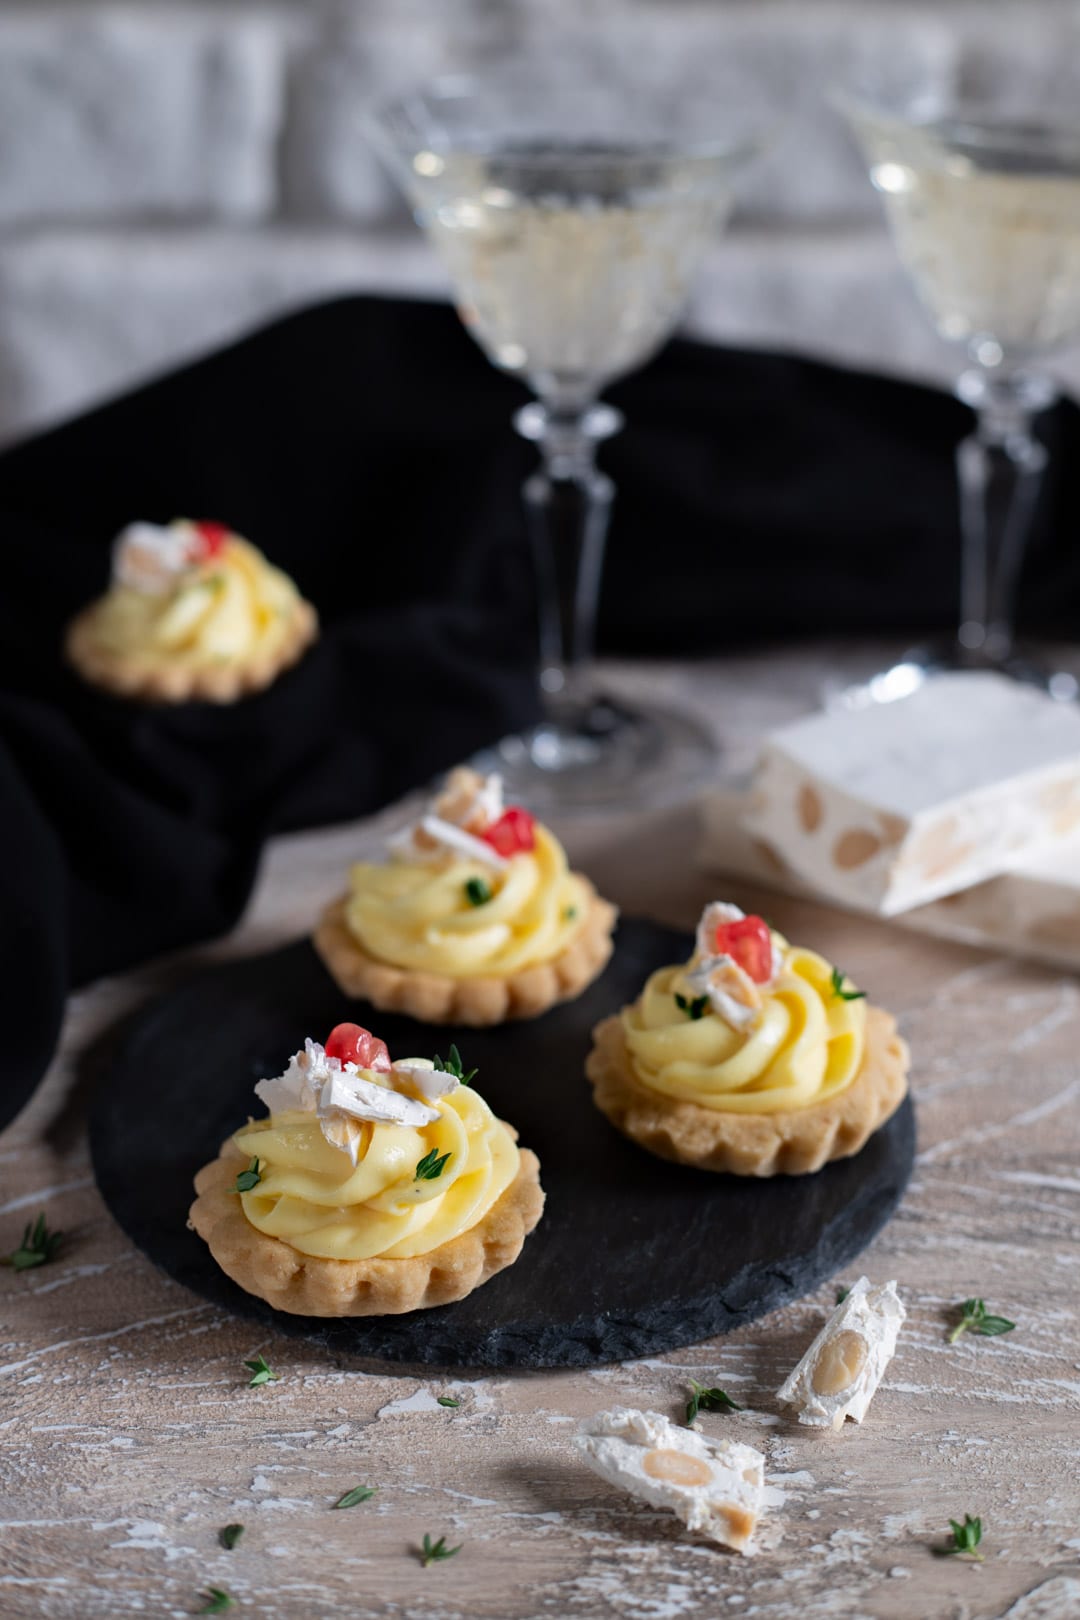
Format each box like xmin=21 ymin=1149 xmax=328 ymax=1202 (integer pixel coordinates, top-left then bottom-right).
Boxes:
xmin=89 ymin=919 xmax=914 ymax=1369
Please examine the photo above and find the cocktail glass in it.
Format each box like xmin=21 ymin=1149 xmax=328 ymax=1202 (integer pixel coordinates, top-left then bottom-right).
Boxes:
xmin=841 ymin=77 xmax=1080 ymax=701
xmin=369 ymin=72 xmax=766 ymax=806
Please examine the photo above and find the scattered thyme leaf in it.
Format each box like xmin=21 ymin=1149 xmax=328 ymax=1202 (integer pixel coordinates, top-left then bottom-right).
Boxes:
xmin=563 ymin=904 xmax=579 ymax=921
xmin=835 ymin=1285 xmax=850 ymax=1304
xmin=198 ymin=1589 xmax=235 ymax=1614
xmin=0 ymin=1212 xmax=64 ymax=1272
xmin=935 ymin=1513 xmax=984 ymax=1560
xmin=464 ymin=877 xmax=492 ymax=907
xmin=420 ymin=1532 xmax=461 ymax=1567
xmin=231 ymin=1157 xmax=262 ymax=1195
xmin=830 ymin=966 xmax=867 ymax=1002
xmin=685 ymin=1378 xmax=744 ymax=1425
xmin=243 ymin=1353 xmax=278 ymax=1387
xmin=674 ymin=993 xmax=709 ymax=1021
xmin=415 ymin=1147 xmax=452 ymax=1182
xmin=333 ymin=1485 xmax=377 ymax=1509
xmin=437 ymin=1395 xmax=461 ymax=1408
xmin=219 ymin=1524 xmax=244 ymax=1550
xmin=432 ymin=1044 xmax=477 ymax=1086
xmin=948 ymin=1298 xmax=1016 ymax=1344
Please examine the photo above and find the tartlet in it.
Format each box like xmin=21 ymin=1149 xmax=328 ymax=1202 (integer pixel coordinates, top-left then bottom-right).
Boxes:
xmin=314 ymin=766 xmax=617 ymax=1025
xmin=586 ymin=902 xmax=908 ymax=1176
xmin=66 ymin=518 xmax=317 ymax=703
xmin=189 ymin=1021 xmax=544 ymax=1316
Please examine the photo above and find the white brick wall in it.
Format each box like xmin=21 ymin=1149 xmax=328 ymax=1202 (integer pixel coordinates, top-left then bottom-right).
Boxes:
xmin=0 ymin=0 xmax=1075 ymax=443
xmin=0 ymin=6 xmax=283 ymax=224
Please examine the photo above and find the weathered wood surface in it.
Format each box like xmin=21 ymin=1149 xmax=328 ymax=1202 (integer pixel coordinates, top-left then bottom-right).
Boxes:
xmin=3 ymin=648 xmax=1079 ymax=1620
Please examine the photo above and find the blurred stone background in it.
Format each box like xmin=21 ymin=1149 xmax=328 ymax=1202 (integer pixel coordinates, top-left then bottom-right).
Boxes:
xmin=0 ymin=0 xmax=1078 ymax=443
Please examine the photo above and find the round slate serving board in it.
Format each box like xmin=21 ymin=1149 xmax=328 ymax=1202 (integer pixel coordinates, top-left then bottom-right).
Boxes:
xmin=89 ymin=919 xmax=914 ymax=1370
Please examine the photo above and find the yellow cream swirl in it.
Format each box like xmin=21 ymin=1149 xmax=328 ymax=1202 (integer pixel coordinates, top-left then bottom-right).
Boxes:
xmin=88 ymin=536 xmax=301 ymax=667
xmin=233 ymin=1079 xmax=518 ymax=1260
xmin=621 ymin=944 xmax=867 ymax=1114
xmin=345 ymin=824 xmax=589 ymax=976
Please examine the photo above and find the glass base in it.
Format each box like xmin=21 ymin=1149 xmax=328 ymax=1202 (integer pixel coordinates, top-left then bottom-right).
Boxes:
xmin=827 ymin=638 xmax=1080 ymax=712
xmin=472 ymin=693 xmax=718 ymax=813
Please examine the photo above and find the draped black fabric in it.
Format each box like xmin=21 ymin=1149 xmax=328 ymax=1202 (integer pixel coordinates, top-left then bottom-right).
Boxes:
xmin=2 ymin=293 xmax=1078 ymax=1129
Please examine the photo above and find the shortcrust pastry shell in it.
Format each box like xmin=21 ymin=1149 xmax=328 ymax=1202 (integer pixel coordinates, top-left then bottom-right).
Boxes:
xmin=65 ymin=596 xmax=318 ymax=704
xmin=313 ymin=886 xmax=618 ymax=1026
xmin=189 ymin=1132 xmax=544 ymax=1316
xmin=585 ymin=1004 xmax=909 ymax=1176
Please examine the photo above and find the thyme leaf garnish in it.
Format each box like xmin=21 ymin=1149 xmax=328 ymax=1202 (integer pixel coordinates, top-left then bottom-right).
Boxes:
xmin=333 ymin=1485 xmax=377 ymax=1509
xmin=231 ymin=1158 xmax=262 ymax=1194
xmin=420 ymin=1532 xmax=461 ymax=1567
xmin=685 ymin=1378 xmax=744 ymax=1425
xmin=415 ymin=1148 xmax=452 ymax=1181
xmin=243 ymin=1353 xmax=278 ymax=1388
xmin=948 ymin=1298 xmax=1016 ymax=1344
xmin=0 ymin=1213 xmax=63 ymax=1271
xmin=830 ymin=967 xmax=866 ymax=1002
xmin=433 ymin=1044 xmax=477 ymax=1086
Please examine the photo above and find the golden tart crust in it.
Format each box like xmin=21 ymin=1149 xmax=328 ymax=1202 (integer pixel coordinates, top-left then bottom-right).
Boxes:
xmin=65 ymin=596 xmax=318 ymax=704
xmin=189 ymin=1131 xmax=544 ymax=1317
xmin=585 ymin=1004 xmax=909 ymax=1177
xmin=313 ymin=885 xmax=618 ymax=1026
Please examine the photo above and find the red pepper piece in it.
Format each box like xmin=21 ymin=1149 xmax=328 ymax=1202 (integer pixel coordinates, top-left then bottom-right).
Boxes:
xmin=324 ymin=1022 xmax=391 ymax=1071
xmin=483 ymin=805 xmax=536 ymax=857
xmin=713 ymin=915 xmax=773 ymax=983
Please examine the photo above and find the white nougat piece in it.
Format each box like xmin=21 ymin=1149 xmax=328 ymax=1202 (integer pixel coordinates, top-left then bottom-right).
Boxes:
xmin=746 ymin=672 xmax=1080 ymax=916
xmin=776 ymin=1277 xmax=904 ymax=1430
xmin=700 ymin=786 xmax=1080 ymax=974
xmin=390 ymin=1058 xmax=459 ymax=1101
xmin=576 ymin=1407 xmax=766 ymax=1553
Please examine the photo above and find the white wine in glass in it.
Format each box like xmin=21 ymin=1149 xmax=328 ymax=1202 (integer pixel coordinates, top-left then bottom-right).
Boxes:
xmin=843 ymin=87 xmax=1080 ymax=698
xmin=369 ymin=73 xmax=766 ymax=808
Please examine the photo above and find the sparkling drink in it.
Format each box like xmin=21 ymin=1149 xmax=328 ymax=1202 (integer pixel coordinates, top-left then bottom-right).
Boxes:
xmin=407 ymin=145 xmax=734 ymax=400
xmin=864 ymin=118 xmax=1080 ymax=362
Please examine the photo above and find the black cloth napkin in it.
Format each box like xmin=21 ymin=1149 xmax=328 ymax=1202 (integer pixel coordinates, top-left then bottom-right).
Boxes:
xmin=2 ymin=292 xmax=1078 ymax=1131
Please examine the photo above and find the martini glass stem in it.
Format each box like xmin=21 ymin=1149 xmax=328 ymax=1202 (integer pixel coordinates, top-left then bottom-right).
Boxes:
xmin=514 ymin=399 xmax=623 ymax=732
xmin=955 ymin=367 xmax=1054 ymax=666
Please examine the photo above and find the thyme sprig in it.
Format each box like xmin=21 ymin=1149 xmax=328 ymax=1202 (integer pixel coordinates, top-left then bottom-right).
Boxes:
xmin=243 ymin=1353 xmax=279 ymax=1388
xmin=936 ymin=1513 xmax=984 ymax=1560
xmin=231 ymin=1158 xmax=262 ymax=1194
xmin=198 ymin=1589 xmax=235 ymax=1613
xmin=0 ymin=1213 xmax=63 ymax=1271
xmin=830 ymin=967 xmax=866 ymax=1002
xmin=420 ymin=1532 xmax=461 ymax=1567
xmin=948 ymin=1298 xmax=1016 ymax=1344
xmin=415 ymin=1148 xmax=452 ymax=1182
xmin=675 ymin=993 xmax=709 ymax=1021
xmin=685 ymin=1378 xmax=744 ymax=1425
xmin=333 ymin=1485 xmax=377 ymax=1509
xmin=433 ymin=1044 xmax=476 ymax=1086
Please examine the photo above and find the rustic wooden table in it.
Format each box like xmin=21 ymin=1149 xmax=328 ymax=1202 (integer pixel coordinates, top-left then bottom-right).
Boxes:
xmin=3 ymin=647 xmax=1079 ymax=1620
